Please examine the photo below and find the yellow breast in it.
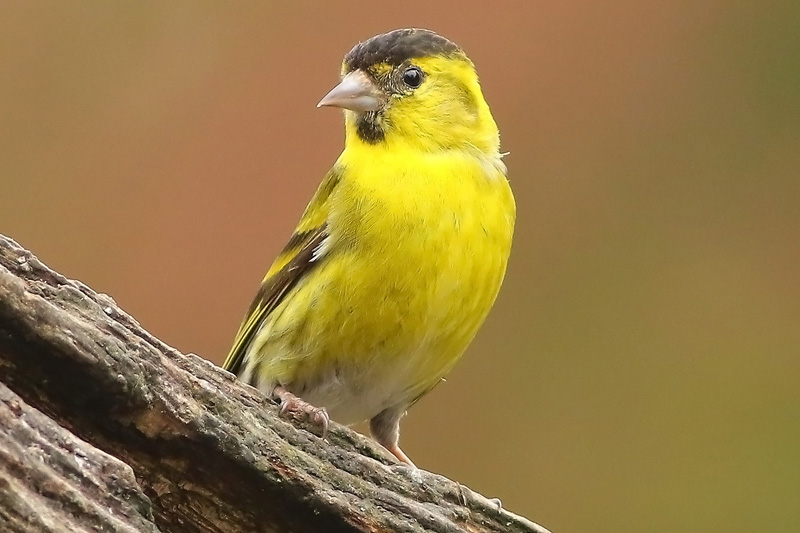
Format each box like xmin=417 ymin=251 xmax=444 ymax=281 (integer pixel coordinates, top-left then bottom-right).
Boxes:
xmin=257 ymin=144 xmax=514 ymax=422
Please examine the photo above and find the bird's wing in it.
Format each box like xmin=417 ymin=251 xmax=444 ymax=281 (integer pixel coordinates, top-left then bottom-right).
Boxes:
xmin=222 ymin=168 xmax=341 ymax=375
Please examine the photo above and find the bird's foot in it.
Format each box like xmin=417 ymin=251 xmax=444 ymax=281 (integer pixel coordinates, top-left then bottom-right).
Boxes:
xmin=273 ymin=385 xmax=330 ymax=438
xmin=385 ymin=443 xmax=417 ymax=469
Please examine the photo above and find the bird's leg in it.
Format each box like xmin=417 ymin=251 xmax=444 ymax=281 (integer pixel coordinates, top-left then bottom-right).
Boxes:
xmin=273 ymin=385 xmax=330 ymax=438
xmin=370 ymin=407 xmax=417 ymax=468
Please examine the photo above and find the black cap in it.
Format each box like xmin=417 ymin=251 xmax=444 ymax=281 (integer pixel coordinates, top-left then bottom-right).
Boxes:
xmin=344 ymin=29 xmax=462 ymax=72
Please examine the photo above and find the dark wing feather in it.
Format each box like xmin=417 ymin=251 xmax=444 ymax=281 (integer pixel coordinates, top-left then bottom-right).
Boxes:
xmin=222 ymin=227 xmax=327 ymax=375
xmin=222 ymin=169 xmax=341 ymax=376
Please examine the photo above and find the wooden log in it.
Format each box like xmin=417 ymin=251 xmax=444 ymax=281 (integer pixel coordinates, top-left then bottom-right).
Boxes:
xmin=0 ymin=234 xmax=551 ymax=533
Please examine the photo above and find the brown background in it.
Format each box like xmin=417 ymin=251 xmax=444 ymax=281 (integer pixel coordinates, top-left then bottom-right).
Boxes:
xmin=2 ymin=2 xmax=798 ymax=531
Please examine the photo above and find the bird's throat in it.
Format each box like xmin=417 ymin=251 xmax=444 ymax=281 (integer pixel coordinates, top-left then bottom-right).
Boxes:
xmin=354 ymin=111 xmax=386 ymax=144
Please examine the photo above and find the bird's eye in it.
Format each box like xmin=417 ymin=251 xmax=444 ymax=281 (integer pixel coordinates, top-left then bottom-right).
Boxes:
xmin=402 ymin=67 xmax=423 ymax=88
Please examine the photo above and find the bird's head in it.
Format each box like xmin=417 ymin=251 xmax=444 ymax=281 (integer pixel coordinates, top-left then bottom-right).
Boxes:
xmin=318 ymin=29 xmax=500 ymax=155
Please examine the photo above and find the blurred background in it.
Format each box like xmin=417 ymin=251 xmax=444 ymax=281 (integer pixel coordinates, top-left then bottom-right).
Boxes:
xmin=1 ymin=2 xmax=798 ymax=531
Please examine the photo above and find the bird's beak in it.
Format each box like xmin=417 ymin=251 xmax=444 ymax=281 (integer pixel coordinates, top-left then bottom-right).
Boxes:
xmin=317 ymin=70 xmax=385 ymax=112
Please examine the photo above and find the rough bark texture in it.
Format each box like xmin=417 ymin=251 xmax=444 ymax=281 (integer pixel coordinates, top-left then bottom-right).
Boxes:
xmin=0 ymin=234 xmax=551 ymax=533
xmin=0 ymin=382 xmax=160 ymax=532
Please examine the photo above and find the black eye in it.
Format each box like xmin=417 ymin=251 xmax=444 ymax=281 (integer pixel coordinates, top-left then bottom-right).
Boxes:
xmin=402 ymin=67 xmax=423 ymax=88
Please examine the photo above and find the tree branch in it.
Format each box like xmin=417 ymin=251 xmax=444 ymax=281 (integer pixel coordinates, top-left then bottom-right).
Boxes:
xmin=0 ymin=234 xmax=551 ymax=533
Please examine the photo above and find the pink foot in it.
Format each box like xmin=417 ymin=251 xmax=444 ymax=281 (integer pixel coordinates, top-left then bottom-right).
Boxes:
xmin=274 ymin=386 xmax=330 ymax=438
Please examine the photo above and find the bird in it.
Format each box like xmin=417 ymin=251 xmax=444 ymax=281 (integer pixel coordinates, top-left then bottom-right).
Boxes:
xmin=222 ymin=28 xmax=515 ymax=468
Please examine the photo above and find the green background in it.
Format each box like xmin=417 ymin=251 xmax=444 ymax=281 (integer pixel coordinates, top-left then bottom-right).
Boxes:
xmin=2 ymin=2 xmax=798 ymax=531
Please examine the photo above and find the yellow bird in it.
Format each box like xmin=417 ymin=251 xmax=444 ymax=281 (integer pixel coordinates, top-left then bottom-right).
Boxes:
xmin=223 ymin=28 xmax=515 ymax=467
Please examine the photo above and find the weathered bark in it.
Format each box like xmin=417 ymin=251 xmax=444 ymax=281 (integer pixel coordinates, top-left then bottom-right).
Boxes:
xmin=0 ymin=382 xmax=160 ymax=532
xmin=0 ymin=234 xmax=551 ymax=533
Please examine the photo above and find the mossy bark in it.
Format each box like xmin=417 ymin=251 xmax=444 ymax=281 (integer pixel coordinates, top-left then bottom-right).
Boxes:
xmin=0 ymin=234 xmax=550 ymax=533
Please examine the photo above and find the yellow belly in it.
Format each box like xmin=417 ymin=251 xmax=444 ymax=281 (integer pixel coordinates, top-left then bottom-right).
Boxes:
xmin=250 ymin=148 xmax=515 ymax=423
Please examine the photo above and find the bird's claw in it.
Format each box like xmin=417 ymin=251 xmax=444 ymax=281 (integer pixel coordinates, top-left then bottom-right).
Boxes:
xmin=277 ymin=393 xmax=330 ymax=439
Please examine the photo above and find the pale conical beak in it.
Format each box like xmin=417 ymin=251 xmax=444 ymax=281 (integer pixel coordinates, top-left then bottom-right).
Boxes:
xmin=317 ymin=70 xmax=386 ymax=112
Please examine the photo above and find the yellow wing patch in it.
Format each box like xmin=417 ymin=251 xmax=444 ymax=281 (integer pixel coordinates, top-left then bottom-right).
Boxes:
xmin=222 ymin=169 xmax=341 ymax=375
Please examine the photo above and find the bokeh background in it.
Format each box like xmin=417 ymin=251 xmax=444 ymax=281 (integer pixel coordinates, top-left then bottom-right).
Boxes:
xmin=2 ymin=2 xmax=799 ymax=531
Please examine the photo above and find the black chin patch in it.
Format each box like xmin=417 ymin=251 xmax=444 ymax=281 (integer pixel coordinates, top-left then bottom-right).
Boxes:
xmin=345 ymin=28 xmax=461 ymax=72
xmin=356 ymin=112 xmax=385 ymax=144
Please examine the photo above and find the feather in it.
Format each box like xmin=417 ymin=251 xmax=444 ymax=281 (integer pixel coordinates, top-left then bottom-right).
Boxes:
xmin=222 ymin=169 xmax=341 ymax=374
